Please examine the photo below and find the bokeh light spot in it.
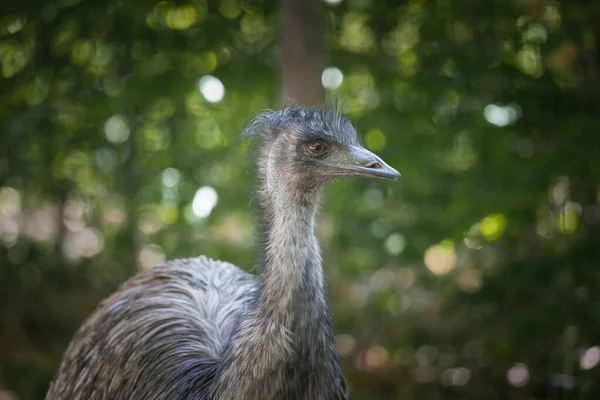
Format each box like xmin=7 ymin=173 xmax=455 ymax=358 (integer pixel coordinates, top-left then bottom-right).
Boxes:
xmin=162 ymin=168 xmax=181 ymax=187
xmin=198 ymin=75 xmax=225 ymax=103
xmin=365 ymin=129 xmax=386 ymax=151
xmin=139 ymin=244 xmax=166 ymax=270
xmin=558 ymin=201 xmax=580 ymax=234
xmin=219 ymin=0 xmax=241 ymax=19
xmin=339 ymin=12 xmax=374 ymax=54
xmin=415 ymin=345 xmax=438 ymax=366
xmin=369 ymin=268 xmax=395 ymax=291
xmin=0 ymin=187 xmax=21 ymax=246
xmin=0 ymin=187 xmax=21 ymax=217
xmin=104 ymin=114 xmax=130 ymax=144
xmin=365 ymin=345 xmax=389 ymax=369
xmin=385 ymin=233 xmax=406 ymax=255
xmin=63 ymin=228 xmax=104 ymax=260
xmin=166 ymin=5 xmax=198 ymax=30
xmin=516 ymin=45 xmax=544 ymax=78
xmin=93 ymin=148 xmax=117 ymax=173
xmin=336 ymin=334 xmax=356 ymax=356
xmin=2 ymin=15 xmax=28 ymax=35
xmin=580 ymin=346 xmax=600 ymax=370
xmin=480 ymin=213 xmax=507 ymax=241
xmin=192 ymin=186 xmax=218 ymax=218
xmin=484 ymin=104 xmax=521 ymax=127
xmin=240 ymin=14 xmax=267 ymax=44
xmin=456 ymin=268 xmax=483 ymax=293
xmin=321 ymin=67 xmax=344 ymax=89
xmin=441 ymin=367 xmax=472 ymax=386
xmin=523 ymin=23 xmax=547 ymax=44
xmin=424 ymin=240 xmax=456 ymax=276
xmin=370 ymin=218 xmax=389 ymax=238
xmin=507 ymin=363 xmax=529 ymax=387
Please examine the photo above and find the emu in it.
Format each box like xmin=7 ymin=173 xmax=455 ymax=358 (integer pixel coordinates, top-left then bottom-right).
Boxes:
xmin=46 ymin=106 xmax=400 ymax=400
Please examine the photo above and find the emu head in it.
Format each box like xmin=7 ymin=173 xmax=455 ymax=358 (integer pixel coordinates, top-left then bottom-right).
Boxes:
xmin=245 ymin=106 xmax=400 ymax=195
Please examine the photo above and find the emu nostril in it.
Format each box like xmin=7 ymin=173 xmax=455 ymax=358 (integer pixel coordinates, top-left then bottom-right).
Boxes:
xmin=364 ymin=161 xmax=383 ymax=169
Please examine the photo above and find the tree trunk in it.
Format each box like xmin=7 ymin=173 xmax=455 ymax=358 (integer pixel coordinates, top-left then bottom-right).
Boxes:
xmin=280 ymin=0 xmax=325 ymax=106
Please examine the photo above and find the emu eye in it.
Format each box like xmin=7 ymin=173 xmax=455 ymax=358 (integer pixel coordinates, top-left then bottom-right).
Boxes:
xmin=306 ymin=141 xmax=328 ymax=156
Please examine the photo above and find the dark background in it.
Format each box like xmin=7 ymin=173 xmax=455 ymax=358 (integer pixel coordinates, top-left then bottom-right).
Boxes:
xmin=1 ymin=0 xmax=600 ymax=398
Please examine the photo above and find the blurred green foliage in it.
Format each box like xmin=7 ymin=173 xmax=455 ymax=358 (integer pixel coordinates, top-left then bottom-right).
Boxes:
xmin=1 ymin=0 xmax=600 ymax=399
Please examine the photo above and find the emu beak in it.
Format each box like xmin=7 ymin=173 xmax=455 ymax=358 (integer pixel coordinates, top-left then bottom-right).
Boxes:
xmin=336 ymin=145 xmax=400 ymax=180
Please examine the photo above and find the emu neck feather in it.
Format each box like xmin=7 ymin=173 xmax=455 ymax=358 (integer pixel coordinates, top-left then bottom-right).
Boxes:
xmin=260 ymin=189 xmax=324 ymax=310
xmin=213 ymin=171 xmax=337 ymax=399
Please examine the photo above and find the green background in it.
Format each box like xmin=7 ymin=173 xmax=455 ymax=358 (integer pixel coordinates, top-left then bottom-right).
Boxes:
xmin=1 ymin=0 xmax=600 ymax=398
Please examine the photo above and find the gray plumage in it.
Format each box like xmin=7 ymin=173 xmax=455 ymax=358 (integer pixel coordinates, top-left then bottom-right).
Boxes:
xmin=46 ymin=106 xmax=399 ymax=400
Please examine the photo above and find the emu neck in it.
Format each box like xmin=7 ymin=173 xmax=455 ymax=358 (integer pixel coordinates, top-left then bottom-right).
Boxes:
xmin=213 ymin=168 xmax=339 ymax=399
xmin=258 ymin=183 xmax=324 ymax=308
xmin=256 ymin=151 xmax=328 ymax=316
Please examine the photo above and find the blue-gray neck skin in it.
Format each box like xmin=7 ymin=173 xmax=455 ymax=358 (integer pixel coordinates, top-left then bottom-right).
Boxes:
xmin=212 ymin=143 xmax=343 ymax=399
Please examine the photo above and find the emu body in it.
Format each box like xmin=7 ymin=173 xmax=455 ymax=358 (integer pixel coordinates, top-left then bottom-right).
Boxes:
xmin=46 ymin=106 xmax=399 ymax=400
